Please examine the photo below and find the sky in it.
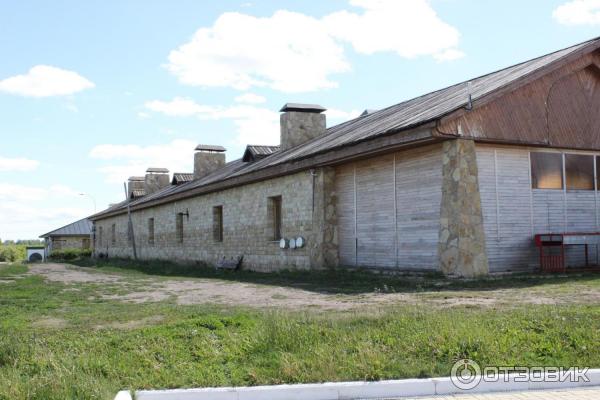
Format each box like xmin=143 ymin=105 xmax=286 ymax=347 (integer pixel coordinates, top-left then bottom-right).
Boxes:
xmin=1 ymin=0 xmax=599 ymax=240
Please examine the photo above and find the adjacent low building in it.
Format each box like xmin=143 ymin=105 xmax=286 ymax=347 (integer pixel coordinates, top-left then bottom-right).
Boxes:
xmin=90 ymin=37 xmax=600 ymax=277
xmin=40 ymin=218 xmax=93 ymax=256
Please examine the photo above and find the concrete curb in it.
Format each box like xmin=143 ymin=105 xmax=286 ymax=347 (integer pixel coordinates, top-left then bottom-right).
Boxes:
xmin=115 ymin=369 xmax=600 ymax=400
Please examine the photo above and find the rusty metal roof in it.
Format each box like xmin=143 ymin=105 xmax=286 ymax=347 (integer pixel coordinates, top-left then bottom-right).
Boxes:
xmin=40 ymin=218 xmax=92 ymax=238
xmin=90 ymin=37 xmax=600 ymax=220
xmin=172 ymin=172 xmax=194 ymax=184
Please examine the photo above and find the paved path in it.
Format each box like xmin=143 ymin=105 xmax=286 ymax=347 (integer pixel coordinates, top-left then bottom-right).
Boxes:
xmin=401 ymin=386 xmax=600 ymax=399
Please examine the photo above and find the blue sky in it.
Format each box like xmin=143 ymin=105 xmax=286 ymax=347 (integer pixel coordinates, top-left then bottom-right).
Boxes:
xmin=1 ymin=0 xmax=599 ymax=240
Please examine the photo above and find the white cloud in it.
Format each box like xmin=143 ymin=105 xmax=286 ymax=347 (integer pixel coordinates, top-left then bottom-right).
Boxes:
xmin=90 ymin=139 xmax=198 ymax=183
xmin=144 ymin=98 xmax=280 ymax=146
xmin=0 ymin=183 xmax=81 ymax=202
xmin=0 ymin=156 xmax=39 ymax=172
xmin=234 ymin=93 xmax=266 ymax=104
xmin=553 ymin=0 xmax=600 ymax=25
xmin=165 ymin=1 xmax=462 ymax=93
xmin=137 ymin=111 xmax=150 ymax=119
xmin=324 ymin=0 xmax=462 ymax=60
xmin=166 ymin=10 xmax=349 ymax=92
xmin=0 ymin=182 xmax=90 ymax=240
xmin=0 ymin=65 xmax=95 ymax=97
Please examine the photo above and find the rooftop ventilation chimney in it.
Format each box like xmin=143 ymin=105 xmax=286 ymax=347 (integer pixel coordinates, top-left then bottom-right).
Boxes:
xmin=194 ymin=144 xmax=226 ymax=180
xmin=127 ymin=176 xmax=145 ymax=199
xmin=279 ymin=103 xmax=326 ymax=151
xmin=144 ymin=168 xmax=170 ymax=195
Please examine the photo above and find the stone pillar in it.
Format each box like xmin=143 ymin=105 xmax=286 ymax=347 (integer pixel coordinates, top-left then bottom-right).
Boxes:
xmin=438 ymin=139 xmax=489 ymax=277
xmin=309 ymin=167 xmax=339 ymax=269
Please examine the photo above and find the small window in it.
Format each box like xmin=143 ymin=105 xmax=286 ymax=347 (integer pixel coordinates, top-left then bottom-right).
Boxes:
xmin=565 ymin=154 xmax=594 ymax=190
xmin=176 ymin=213 xmax=184 ymax=243
xmin=213 ymin=206 xmax=223 ymax=242
xmin=127 ymin=221 xmax=133 ymax=244
xmin=111 ymin=224 xmax=116 ymax=245
xmin=148 ymin=218 xmax=155 ymax=245
xmin=268 ymin=195 xmax=282 ymax=241
xmin=82 ymin=238 xmax=90 ymax=249
xmin=531 ymin=152 xmax=563 ymax=189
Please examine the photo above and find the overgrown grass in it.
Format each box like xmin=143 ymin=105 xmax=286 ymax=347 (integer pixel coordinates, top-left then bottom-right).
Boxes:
xmin=1 ymin=262 xmax=599 ymax=399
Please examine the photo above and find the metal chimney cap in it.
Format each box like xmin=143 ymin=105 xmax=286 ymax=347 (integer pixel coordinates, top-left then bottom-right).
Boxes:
xmin=146 ymin=167 xmax=169 ymax=173
xmin=128 ymin=176 xmax=145 ymax=181
xmin=280 ymin=103 xmax=327 ymax=113
xmin=194 ymin=144 xmax=226 ymax=152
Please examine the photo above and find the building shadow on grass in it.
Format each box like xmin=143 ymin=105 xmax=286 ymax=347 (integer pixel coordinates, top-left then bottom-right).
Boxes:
xmin=71 ymin=258 xmax=600 ymax=296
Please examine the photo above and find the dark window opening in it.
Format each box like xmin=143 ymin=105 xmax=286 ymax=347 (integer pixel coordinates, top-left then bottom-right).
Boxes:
xmin=531 ymin=152 xmax=563 ymax=189
xmin=176 ymin=213 xmax=184 ymax=243
xmin=213 ymin=206 xmax=223 ymax=242
xmin=111 ymin=224 xmax=116 ymax=245
xmin=268 ymin=195 xmax=282 ymax=241
xmin=148 ymin=218 xmax=155 ymax=245
xmin=565 ymin=154 xmax=594 ymax=190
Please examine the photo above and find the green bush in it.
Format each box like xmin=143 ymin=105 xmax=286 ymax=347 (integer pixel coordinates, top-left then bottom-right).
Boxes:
xmin=49 ymin=248 xmax=92 ymax=261
xmin=0 ymin=245 xmax=26 ymax=262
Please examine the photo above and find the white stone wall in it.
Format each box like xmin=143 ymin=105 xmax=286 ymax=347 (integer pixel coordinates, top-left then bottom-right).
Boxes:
xmin=94 ymin=170 xmax=324 ymax=272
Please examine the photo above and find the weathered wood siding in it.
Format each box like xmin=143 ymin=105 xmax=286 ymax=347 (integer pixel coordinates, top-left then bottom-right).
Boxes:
xmin=476 ymin=144 xmax=599 ymax=272
xmin=336 ymin=144 xmax=443 ymax=270
xmin=439 ymin=51 xmax=600 ymax=150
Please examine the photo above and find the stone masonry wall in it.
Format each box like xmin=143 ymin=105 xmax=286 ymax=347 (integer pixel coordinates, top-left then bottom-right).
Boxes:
xmin=51 ymin=236 xmax=90 ymax=251
xmin=438 ymin=139 xmax=489 ymax=277
xmin=94 ymin=169 xmax=337 ymax=272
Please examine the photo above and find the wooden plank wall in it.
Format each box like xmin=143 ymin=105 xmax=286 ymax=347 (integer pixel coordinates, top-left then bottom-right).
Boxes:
xmin=336 ymin=144 xmax=442 ymax=270
xmin=476 ymin=144 xmax=598 ymax=272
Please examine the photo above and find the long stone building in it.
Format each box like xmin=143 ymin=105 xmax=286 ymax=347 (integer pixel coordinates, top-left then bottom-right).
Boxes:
xmin=90 ymin=37 xmax=600 ymax=277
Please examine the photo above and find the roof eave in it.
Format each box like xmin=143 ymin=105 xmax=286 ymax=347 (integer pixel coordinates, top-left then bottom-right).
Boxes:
xmin=90 ymin=124 xmax=438 ymax=221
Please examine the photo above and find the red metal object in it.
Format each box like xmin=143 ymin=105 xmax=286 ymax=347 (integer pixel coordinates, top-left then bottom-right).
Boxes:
xmin=534 ymin=232 xmax=600 ymax=273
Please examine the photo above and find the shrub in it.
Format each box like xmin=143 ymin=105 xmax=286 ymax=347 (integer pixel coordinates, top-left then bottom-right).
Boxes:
xmin=50 ymin=248 xmax=92 ymax=261
xmin=0 ymin=245 xmax=26 ymax=262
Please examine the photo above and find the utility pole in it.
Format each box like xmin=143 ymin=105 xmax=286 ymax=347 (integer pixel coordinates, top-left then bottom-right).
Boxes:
xmin=123 ymin=182 xmax=138 ymax=260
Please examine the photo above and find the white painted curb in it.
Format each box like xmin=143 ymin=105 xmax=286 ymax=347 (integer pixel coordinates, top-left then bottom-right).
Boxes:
xmin=115 ymin=369 xmax=600 ymax=400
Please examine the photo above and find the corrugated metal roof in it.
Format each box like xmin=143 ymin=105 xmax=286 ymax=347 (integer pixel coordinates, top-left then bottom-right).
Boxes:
xmin=131 ymin=189 xmax=146 ymax=198
xmin=40 ymin=218 xmax=92 ymax=238
xmin=91 ymin=37 xmax=600 ymax=220
xmin=242 ymin=145 xmax=280 ymax=162
xmin=172 ymin=172 xmax=194 ymax=184
xmin=195 ymin=144 xmax=226 ymax=152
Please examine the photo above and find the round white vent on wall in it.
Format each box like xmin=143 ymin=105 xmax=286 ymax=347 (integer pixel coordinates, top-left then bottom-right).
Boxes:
xmin=289 ymin=238 xmax=296 ymax=249
xmin=296 ymin=237 xmax=305 ymax=248
xmin=279 ymin=238 xmax=287 ymax=249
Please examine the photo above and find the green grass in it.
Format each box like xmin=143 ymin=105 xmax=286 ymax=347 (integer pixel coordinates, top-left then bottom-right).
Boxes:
xmin=74 ymin=257 xmax=600 ymax=295
xmin=1 ymin=262 xmax=600 ymax=399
